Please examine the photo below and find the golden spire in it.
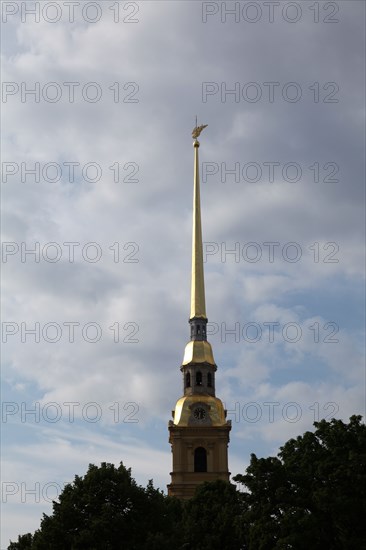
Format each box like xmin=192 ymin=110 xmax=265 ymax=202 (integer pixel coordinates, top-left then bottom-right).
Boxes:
xmin=182 ymin=121 xmax=215 ymax=366
xmin=190 ymin=121 xmax=208 ymax=320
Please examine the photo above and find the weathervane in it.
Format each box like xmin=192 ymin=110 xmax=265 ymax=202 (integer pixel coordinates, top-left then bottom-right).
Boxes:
xmin=192 ymin=115 xmax=208 ymax=140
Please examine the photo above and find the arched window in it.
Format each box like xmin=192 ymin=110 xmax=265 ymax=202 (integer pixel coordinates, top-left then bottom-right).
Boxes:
xmin=194 ymin=447 xmax=207 ymax=472
xmin=207 ymin=372 xmax=212 ymax=387
xmin=196 ymin=371 xmax=202 ymax=386
xmin=186 ymin=372 xmax=191 ymax=388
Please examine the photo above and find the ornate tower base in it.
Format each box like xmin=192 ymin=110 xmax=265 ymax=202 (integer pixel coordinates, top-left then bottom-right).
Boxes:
xmin=168 ymin=423 xmax=231 ymax=499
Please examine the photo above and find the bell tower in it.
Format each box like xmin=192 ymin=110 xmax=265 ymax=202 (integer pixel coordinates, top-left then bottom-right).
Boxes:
xmin=168 ymin=123 xmax=231 ymax=499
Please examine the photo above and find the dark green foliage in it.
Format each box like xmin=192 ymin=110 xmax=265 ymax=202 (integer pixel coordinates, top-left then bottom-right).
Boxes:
xmin=10 ymin=462 xmax=182 ymax=550
xmin=9 ymin=417 xmax=366 ymax=550
xmin=234 ymin=415 xmax=366 ymax=550
xmin=182 ymin=479 xmax=246 ymax=550
xmin=8 ymin=534 xmax=33 ymax=550
xmin=32 ymin=462 xmax=148 ymax=549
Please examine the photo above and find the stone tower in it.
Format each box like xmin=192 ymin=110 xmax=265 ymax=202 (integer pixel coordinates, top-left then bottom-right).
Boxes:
xmin=168 ymin=125 xmax=231 ymax=499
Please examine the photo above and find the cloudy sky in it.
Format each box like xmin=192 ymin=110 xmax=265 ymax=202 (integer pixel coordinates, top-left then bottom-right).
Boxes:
xmin=1 ymin=0 xmax=365 ymax=546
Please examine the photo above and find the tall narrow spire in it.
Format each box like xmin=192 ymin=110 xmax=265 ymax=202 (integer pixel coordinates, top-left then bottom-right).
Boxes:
xmin=168 ymin=123 xmax=231 ymax=500
xmin=190 ymin=138 xmax=207 ymax=320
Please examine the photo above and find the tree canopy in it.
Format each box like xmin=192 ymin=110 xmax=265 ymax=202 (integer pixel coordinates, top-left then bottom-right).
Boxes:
xmin=234 ymin=415 xmax=366 ymax=549
xmin=9 ymin=416 xmax=366 ymax=550
xmin=10 ymin=462 xmax=183 ymax=550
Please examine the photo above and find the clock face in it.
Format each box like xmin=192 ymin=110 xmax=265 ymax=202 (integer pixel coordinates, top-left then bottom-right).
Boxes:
xmin=193 ymin=407 xmax=206 ymax=420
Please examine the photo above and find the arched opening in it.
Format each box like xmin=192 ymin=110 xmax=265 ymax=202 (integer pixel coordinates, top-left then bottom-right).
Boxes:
xmin=186 ymin=372 xmax=191 ymax=388
xmin=194 ymin=447 xmax=207 ymax=472
xmin=196 ymin=371 xmax=202 ymax=386
xmin=207 ymin=372 xmax=212 ymax=387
